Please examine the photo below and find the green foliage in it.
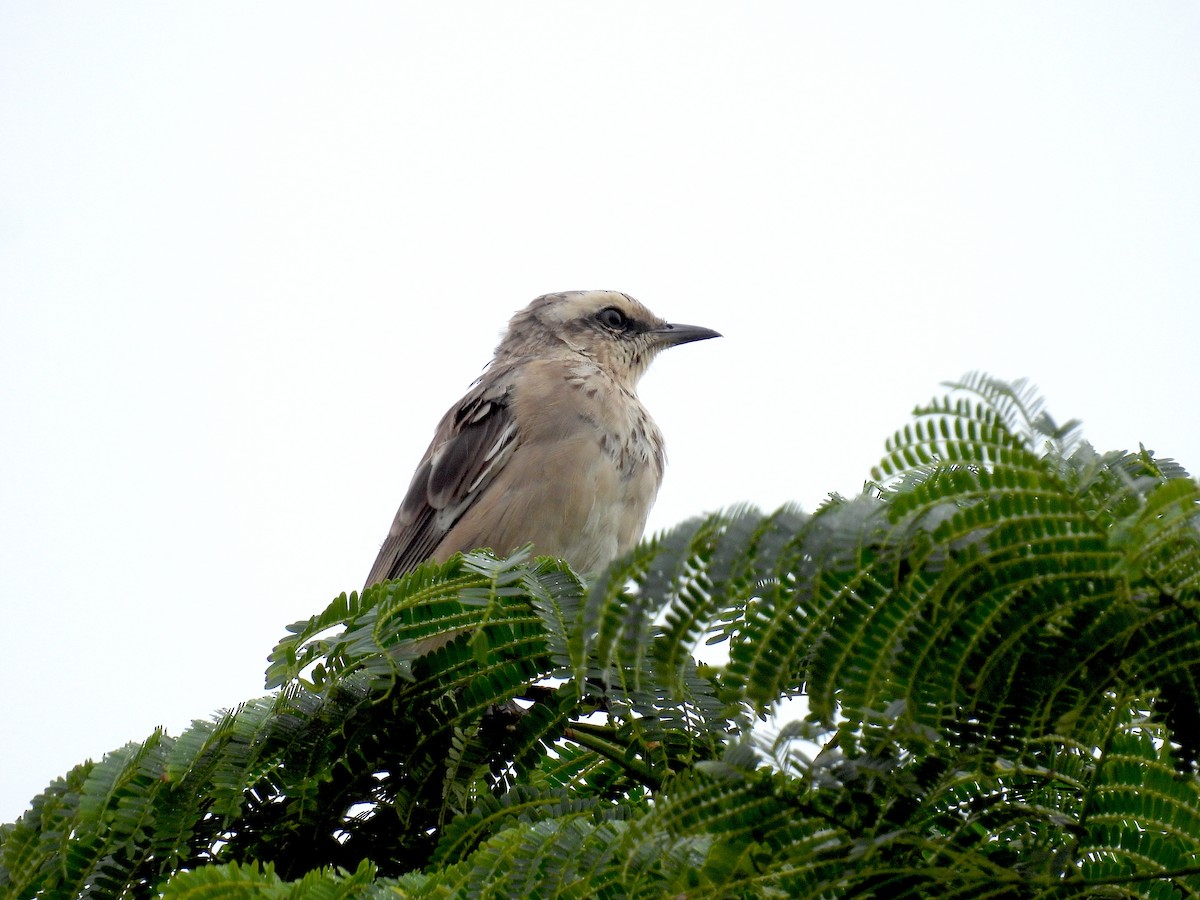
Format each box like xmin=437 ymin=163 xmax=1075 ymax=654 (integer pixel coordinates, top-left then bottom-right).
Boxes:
xmin=4 ymin=373 xmax=1200 ymax=898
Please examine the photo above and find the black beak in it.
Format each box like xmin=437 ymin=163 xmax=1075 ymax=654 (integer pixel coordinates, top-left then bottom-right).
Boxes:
xmin=650 ymin=322 xmax=722 ymax=348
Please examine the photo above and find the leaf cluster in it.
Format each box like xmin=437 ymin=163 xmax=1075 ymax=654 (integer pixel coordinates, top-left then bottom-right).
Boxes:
xmin=3 ymin=374 xmax=1200 ymax=898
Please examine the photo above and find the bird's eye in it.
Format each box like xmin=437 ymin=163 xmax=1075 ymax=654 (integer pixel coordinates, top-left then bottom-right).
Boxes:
xmin=596 ymin=307 xmax=628 ymax=330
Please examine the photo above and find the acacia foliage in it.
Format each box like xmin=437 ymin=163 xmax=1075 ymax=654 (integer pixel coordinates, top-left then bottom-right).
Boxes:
xmin=3 ymin=374 xmax=1200 ymax=898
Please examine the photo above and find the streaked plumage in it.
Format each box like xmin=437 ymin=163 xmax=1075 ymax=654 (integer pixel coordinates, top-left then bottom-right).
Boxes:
xmin=365 ymin=290 xmax=719 ymax=589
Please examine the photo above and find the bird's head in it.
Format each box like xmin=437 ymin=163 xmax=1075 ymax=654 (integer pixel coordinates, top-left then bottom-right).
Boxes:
xmin=496 ymin=290 xmax=720 ymax=389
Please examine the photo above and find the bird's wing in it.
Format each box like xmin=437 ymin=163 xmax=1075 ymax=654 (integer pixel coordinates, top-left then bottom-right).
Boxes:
xmin=364 ymin=368 xmax=520 ymax=588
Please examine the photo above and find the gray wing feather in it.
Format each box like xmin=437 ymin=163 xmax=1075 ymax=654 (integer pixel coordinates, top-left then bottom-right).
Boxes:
xmin=363 ymin=371 xmax=520 ymax=588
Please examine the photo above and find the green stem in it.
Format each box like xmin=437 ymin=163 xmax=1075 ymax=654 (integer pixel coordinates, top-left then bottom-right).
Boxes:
xmin=563 ymin=726 xmax=662 ymax=791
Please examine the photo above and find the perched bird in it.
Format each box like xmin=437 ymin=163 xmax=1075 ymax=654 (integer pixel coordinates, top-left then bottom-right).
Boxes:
xmin=364 ymin=290 xmax=720 ymax=589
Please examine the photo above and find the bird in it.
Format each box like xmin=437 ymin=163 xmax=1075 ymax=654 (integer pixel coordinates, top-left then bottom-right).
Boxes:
xmin=364 ymin=290 xmax=720 ymax=591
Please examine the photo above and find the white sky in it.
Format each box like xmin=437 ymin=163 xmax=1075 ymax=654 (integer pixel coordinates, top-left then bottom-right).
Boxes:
xmin=2 ymin=4 xmax=1198 ymax=820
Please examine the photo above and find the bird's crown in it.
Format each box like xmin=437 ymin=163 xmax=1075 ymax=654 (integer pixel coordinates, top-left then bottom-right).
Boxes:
xmin=492 ymin=290 xmax=719 ymax=390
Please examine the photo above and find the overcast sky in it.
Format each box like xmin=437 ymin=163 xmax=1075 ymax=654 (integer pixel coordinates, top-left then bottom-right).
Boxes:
xmin=2 ymin=4 xmax=1198 ymax=819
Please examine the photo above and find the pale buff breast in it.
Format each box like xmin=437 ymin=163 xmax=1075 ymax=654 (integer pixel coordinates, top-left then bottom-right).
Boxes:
xmin=435 ymin=358 xmax=664 ymax=574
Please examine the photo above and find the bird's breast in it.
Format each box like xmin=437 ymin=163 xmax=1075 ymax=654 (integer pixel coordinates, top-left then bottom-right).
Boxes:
xmin=517 ymin=360 xmax=665 ymax=478
xmin=497 ymin=360 xmax=666 ymax=570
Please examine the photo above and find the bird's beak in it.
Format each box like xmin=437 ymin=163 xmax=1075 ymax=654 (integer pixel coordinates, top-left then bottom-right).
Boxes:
xmin=650 ymin=322 xmax=722 ymax=347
